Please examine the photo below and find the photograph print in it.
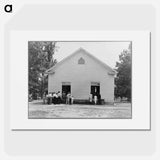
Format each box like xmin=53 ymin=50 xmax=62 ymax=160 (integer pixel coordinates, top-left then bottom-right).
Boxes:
xmin=28 ymin=41 xmax=132 ymax=119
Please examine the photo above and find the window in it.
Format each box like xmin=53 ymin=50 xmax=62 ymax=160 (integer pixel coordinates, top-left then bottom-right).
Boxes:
xmin=78 ymin=57 xmax=85 ymax=64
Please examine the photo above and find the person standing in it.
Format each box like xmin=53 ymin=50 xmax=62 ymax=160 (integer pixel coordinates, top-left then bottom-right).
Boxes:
xmin=47 ymin=92 xmax=52 ymax=104
xmin=97 ymin=93 xmax=101 ymax=105
xmin=89 ymin=93 xmax=93 ymax=104
xmin=71 ymin=95 xmax=74 ymax=105
xmin=57 ymin=91 xmax=62 ymax=104
xmin=52 ymin=92 xmax=58 ymax=104
xmin=62 ymin=91 xmax=66 ymax=104
xmin=42 ymin=92 xmax=46 ymax=104
xmin=66 ymin=92 xmax=71 ymax=104
xmin=94 ymin=94 xmax=98 ymax=105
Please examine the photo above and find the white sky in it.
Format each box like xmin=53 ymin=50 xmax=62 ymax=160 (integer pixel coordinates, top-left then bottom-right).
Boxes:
xmin=54 ymin=42 xmax=130 ymax=68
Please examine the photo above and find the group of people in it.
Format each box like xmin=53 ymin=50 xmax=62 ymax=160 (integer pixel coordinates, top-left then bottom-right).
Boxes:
xmin=65 ymin=92 xmax=74 ymax=105
xmin=43 ymin=91 xmax=62 ymax=105
xmin=43 ymin=91 xmax=101 ymax=105
xmin=89 ymin=92 xmax=101 ymax=105
xmin=43 ymin=91 xmax=74 ymax=105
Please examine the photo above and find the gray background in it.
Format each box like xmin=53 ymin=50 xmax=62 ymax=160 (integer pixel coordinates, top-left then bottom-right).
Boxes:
xmin=4 ymin=4 xmax=155 ymax=156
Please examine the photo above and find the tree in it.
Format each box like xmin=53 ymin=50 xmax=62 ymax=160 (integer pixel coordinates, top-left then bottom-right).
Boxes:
xmin=115 ymin=43 xmax=131 ymax=101
xmin=28 ymin=41 xmax=58 ymax=99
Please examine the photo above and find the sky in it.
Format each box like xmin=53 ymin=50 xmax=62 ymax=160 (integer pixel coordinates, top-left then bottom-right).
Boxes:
xmin=54 ymin=41 xmax=131 ymax=68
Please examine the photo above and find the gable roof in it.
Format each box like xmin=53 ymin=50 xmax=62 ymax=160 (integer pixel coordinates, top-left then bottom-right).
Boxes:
xmin=45 ymin=48 xmax=116 ymax=75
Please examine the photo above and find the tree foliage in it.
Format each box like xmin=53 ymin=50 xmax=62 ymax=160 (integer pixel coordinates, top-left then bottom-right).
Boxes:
xmin=115 ymin=43 xmax=132 ymax=101
xmin=28 ymin=41 xmax=57 ymax=99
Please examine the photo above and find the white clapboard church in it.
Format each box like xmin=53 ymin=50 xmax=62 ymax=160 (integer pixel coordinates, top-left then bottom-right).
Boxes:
xmin=46 ymin=48 xmax=116 ymax=103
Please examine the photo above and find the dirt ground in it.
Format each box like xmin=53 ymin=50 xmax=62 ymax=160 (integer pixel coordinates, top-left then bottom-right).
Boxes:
xmin=28 ymin=100 xmax=131 ymax=119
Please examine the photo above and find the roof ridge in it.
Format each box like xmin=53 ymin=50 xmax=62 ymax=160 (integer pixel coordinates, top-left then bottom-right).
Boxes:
xmin=45 ymin=48 xmax=115 ymax=74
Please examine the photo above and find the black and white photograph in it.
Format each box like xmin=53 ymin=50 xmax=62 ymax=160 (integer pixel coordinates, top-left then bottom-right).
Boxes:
xmin=28 ymin=41 xmax=132 ymax=119
xmin=2 ymin=2 xmax=156 ymax=159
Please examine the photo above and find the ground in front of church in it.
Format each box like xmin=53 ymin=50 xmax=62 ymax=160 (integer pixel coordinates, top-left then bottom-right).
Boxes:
xmin=28 ymin=100 xmax=131 ymax=119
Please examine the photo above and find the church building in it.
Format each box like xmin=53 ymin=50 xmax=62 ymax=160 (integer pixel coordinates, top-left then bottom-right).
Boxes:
xmin=46 ymin=48 xmax=116 ymax=103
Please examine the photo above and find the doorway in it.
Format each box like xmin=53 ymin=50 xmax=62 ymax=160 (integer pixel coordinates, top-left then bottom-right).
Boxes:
xmin=90 ymin=82 xmax=100 ymax=95
xmin=62 ymin=85 xmax=71 ymax=95
xmin=62 ymin=82 xmax=71 ymax=95
xmin=91 ymin=86 xmax=100 ymax=94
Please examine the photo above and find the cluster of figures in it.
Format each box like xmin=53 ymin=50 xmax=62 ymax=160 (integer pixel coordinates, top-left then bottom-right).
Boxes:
xmin=89 ymin=92 xmax=101 ymax=105
xmin=43 ymin=91 xmax=74 ymax=105
xmin=63 ymin=92 xmax=74 ymax=105
xmin=44 ymin=91 xmax=62 ymax=104
xmin=42 ymin=91 xmax=102 ymax=105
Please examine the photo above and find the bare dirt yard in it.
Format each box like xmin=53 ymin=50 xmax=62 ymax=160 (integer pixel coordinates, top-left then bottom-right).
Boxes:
xmin=28 ymin=100 xmax=131 ymax=119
